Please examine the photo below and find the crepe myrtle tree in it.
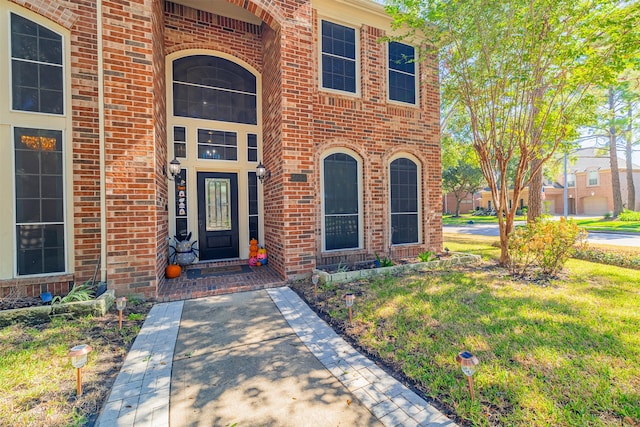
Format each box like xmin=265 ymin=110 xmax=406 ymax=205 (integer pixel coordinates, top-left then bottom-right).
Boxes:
xmin=385 ymin=0 xmax=639 ymax=264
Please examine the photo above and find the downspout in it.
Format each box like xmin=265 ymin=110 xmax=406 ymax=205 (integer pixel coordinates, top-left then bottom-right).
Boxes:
xmin=97 ymin=0 xmax=107 ymax=282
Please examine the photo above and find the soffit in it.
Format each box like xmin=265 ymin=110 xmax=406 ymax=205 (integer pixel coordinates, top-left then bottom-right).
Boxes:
xmin=172 ymin=0 xmax=263 ymax=25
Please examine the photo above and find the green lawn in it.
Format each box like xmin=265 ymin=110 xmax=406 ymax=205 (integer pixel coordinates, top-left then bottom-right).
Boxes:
xmin=0 ymin=303 xmax=150 ymax=427
xmin=443 ymin=214 xmax=640 ymax=234
xmin=574 ymin=218 xmax=640 ymax=233
xmin=443 ymin=214 xmax=527 ymax=225
xmin=300 ymin=240 xmax=640 ymax=426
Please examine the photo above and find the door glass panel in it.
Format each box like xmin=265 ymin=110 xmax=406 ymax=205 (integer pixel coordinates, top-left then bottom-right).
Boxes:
xmin=205 ymin=178 xmax=231 ymax=231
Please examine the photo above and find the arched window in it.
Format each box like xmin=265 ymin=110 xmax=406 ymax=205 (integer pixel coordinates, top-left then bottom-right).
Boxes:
xmin=322 ymin=152 xmax=361 ymax=250
xmin=390 ymin=157 xmax=419 ymax=244
xmin=173 ymin=55 xmax=257 ymax=124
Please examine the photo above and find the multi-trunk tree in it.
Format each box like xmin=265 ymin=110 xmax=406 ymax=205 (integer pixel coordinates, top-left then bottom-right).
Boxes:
xmin=386 ymin=0 xmax=639 ymax=264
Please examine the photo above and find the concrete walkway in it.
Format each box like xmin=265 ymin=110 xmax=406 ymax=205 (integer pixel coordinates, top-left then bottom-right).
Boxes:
xmin=96 ymin=287 xmax=456 ymax=427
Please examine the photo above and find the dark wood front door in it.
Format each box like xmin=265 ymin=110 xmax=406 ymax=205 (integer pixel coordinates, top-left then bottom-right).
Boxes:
xmin=197 ymin=172 xmax=239 ymax=260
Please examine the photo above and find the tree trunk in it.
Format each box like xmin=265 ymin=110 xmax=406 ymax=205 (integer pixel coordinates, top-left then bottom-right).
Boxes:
xmin=627 ymin=101 xmax=636 ymax=211
xmin=608 ymin=87 xmax=624 ymax=217
xmin=528 ymin=158 xmax=543 ymax=222
xmin=454 ymin=196 xmax=462 ymax=217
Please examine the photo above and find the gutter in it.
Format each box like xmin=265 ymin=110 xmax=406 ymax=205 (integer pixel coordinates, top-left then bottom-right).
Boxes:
xmin=97 ymin=0 xmax=107 ymax=282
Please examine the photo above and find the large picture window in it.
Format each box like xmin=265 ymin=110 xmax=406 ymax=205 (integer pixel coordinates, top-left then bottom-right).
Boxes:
xmin=323 ymin=152 xmax=360 ymax=250
xmin=15 ymin=128 xmax=65 ymax=275
xmin=390 ymin=158 xmax=419 ymax=244
xmin=321 ymin=20 xmax=357 ymax=93
xmin=388 ymin=42 xmax=416 ymax=105
xmin=173 ymin=55 xmax=257 ymax=124
xmin=11 ymin=13 xmax=63 ymax=114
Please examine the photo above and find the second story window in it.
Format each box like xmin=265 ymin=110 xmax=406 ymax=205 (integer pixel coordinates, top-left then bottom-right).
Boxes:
xmin=321 ymin=20 xmax=356 ymax=94
xmin=388 ymin=42 xmax=416 ymax=104
xmin=11 ymin=13 xmax=63 ymax=114
xmin=567 ymin=173 xmax=576 ymax=188
xmin=587 ymin=170 xmax=599 ymax=186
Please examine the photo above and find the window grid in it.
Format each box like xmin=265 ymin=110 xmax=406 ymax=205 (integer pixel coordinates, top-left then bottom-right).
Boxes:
xmin=567 ymin=173 xmax=576 ymax=188
xmin=388 ymin=42 xmax=416 ymax=104
xmin=587 ymin=170 xmax=599 ymax=186
xmin=173 ymin=126 xmax=186 ymax=158
xmin=323 ymin=153 xmax=360 ymax=251
xmin=321 ymin=20 xmax=357 ymax=93
xmin=390 ymin=158 xmax=419 ymax=245
xmin=197 ymin=129 xmax=237 ymax=160
xmin=247 ymin=134 xmax=258 ymax=163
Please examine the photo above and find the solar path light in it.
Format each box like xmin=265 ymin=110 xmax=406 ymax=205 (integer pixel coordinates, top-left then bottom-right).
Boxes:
xmin=345 ymin=293 xmax=355 ymax=324
xmin=116 ymin=297 xmax=127 ymax=330
xmin=456 ymin=350 xmax=480 ymax=401
xmin=312 ymin=273 xmax=319 ymax=299
xmin=68 ymin=344 xmax=92 ymax=396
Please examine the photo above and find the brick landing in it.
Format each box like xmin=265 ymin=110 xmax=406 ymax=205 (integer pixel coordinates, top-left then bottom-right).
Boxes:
xmin=157 ymin=261 xmax=286 ymax=302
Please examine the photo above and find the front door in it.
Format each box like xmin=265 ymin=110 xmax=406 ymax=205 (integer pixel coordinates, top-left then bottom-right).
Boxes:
xmin=197 ymin=172 xmax=239 ymax=260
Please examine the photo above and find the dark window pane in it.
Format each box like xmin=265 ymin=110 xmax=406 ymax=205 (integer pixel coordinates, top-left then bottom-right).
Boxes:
xmin=174 ymin=126 xmax=186 ymax=141
xmin=40 ymin=65 xmax=63 ymax=90
xmin=390 ymin=158 xmax=418 ymax=244
xmin=325 ymin=215 xmax=359 ymax=250
xmin=41 ymin=199 xmax=63 ymax=222
xmin=392 ymin=214 xmax=418 ymax=244
xmin=389 ymin=42 xmax=415 ymax=73
xmin=17 ymin=224 xmax=65 ymax=275
xmin=248 ymin=172 xmax=258 ymax=214
xmin=15 ymin=150 xmax=40 ymax=174
xmin=249 ymin=216 xmax=259 ymax=241
xmin=389 ymin=71 xmax=416 ymax=104
xmin=173 ymin=55 xmax=256 ymax=93
xmin=176 ymin=218 xmax=188 ymax=239
xmin=174 ymin=143 xmax=186 ymax=158
xmin=11 ymin=13 xmax=38 ymax=37
xmin=12 ymin=60 xmax=38 ymax=87
xmin=324 ymin=153 xmax=358 ymax=215
xmin=16 ymin=175 xmax=40 ymax=199
xmin=12 ymin=85 xmax=39 ymax=112
xmin=389 ymin=42 xmax=416 ymax=104
xmin=39 ymin=37 xmax=62 ymax=64
xmin=16 ymin=199 xmax=40 ymax=223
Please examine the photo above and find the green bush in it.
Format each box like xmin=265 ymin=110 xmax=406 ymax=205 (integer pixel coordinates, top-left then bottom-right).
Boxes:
xmin=619 ymin=209 xmax=640 ymax=221
xmin=508 ymin=218 xmax=587 ymax=277
xmin=574 ymin=246 xmax=640 ymax=270
xmin=417 ymin=250 xmax=436 ymax=262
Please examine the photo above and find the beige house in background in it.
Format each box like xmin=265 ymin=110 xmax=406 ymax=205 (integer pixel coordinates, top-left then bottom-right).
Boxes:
xmin=475 ymin=148 xmax=640 ymax=216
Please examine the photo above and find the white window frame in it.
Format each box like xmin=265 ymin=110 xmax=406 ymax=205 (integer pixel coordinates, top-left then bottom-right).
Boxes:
xmin=318 ymin=18 xmax=360 ymax=97
xmin=387 ymin=42 xmax=418 ymax=106
xmin=320 ymin=148 xmax=363 ymax=252
xmin=567 ymin=173 xmax=576 ymax=188
xmin=1 ymin=5 xmax=73 ymax=278
xmin=587 ymin=169 xmax=599 ymax=187
xmin=389 ymin=153 xmax=422 ymax=246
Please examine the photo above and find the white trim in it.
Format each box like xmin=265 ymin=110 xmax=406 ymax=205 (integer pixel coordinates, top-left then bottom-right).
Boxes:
xmin=320 ymin=147 xmax=364 ymax=252
xmin=318 ymin=17 xmax=361 ymax=97
xmin=587 ymin=169 xmax=599 ymax=187
xmin=166 ymin=50 xmax=263 ymax=259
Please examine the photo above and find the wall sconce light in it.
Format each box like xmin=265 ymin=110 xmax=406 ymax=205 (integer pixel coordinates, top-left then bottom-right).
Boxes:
xmin=256 ymin=161 xmax=270 ymax=183
xmin=456 ymin=350 xmax=479 ymax=401
xmin=591 ymin=191 xmax=595 ymax=197
xmin=68 ymin=344 xmax=92 ymax=396
xmin=116 ymin=297 xmax=127 ymax=329
xmin=163 ymin=158 xmax=181 ymax=181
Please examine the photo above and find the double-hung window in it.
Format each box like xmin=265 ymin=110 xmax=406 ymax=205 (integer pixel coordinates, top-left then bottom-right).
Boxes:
xmin=388 ymin=42 xmax=416 ymax=105
xmin=321 ymin=20 xmax=357 ymax=94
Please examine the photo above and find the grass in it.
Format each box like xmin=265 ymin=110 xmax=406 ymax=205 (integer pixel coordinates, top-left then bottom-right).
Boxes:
xmin=443 ymin=214 xmax=527 ymax=225
xmin=574 ymin=218 xmax=640 ymax=233
xmin=444 ymin=214 xmax=640 ymax=234
xmin=0 ymin=304 xmax=150 ymax=426
xmin=297 ymin=238 xmax=640 ymax=426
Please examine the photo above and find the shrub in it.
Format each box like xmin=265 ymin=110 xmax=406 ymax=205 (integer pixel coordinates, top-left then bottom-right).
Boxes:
xmin=619 ymin=209 xmax=640 ymax=221
xmin=508 ymin=218 xmax=587 ymax=277
xmin=375 ymin=253 xmax=394 ymax=267
xmin=417 ymin=250 xmax=436 ymax=262
xmin=573 ymin=246 xmax=640 ymax=270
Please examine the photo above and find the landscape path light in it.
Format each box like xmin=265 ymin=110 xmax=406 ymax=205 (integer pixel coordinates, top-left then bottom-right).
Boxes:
xmin=68 ymin=344 xmax=92 ymax=396
xmin=456 ymin=350 xmax=479 ymax=401
xmin=345 ymin=293 xmax=355 ymax=324
xmin=311 ymin=273 xmax=319 ymax=299
xmin=116 ymin=297 xmax=127 ymax=330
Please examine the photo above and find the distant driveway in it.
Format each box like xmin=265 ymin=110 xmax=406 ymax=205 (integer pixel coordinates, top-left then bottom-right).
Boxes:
xmin=444 ymin=224 xmax=640 ymax=248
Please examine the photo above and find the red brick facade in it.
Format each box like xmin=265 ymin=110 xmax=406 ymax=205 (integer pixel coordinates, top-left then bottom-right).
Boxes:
xmin=2 ymin=0 xmax=441 ymax=299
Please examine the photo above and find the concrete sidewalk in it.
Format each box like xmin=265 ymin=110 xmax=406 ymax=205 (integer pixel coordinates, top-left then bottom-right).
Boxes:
xmin=96 ymin=287 xmax=456 ymax=427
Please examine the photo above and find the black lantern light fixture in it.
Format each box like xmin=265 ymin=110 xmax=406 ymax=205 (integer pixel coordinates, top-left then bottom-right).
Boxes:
xmin=256 ymin=161 xmax=270 ymax=183
xmin=167 ymin=158 xmax=181 ymax=180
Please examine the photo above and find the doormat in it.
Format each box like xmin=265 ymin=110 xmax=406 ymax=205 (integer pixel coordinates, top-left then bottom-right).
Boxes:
xmin=186 ymin=264 xmax=252 ymax=279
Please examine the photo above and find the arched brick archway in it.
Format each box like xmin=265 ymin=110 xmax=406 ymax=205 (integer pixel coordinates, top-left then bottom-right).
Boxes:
xmin=223 ymin=0 xmax=285 ymax=29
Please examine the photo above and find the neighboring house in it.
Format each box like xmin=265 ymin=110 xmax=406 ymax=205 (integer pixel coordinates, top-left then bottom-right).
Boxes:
xmin=443 ymin=192 xmax=477 ymax=215
xmin=476 ymin=148 xmax=640 ymax=215
xmin=0 ymin=0 xmax=441 ymax=298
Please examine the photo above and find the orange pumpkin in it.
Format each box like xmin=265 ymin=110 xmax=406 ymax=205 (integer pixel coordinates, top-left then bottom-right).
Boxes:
xmin=165 ymin=264 xmax=181 ymax=279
